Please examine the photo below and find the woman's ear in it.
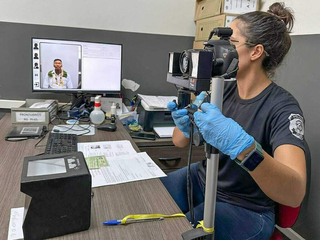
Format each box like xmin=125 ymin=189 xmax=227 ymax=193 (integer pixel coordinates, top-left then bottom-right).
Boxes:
xmin=250 ymin=44 xmax=265 ymax=61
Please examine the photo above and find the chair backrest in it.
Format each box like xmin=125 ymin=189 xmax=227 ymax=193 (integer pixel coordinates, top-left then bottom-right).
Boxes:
xmin=276 ymin=204 xmax=301 ymax=228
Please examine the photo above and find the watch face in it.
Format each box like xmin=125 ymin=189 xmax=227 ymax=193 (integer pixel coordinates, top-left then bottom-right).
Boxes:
xmin=243 ymin=151 xmax=264 ymax=171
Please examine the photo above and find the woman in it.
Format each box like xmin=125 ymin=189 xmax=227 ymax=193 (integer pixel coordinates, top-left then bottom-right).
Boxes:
xmin=161 ymin=2 xmax=306 ymax=239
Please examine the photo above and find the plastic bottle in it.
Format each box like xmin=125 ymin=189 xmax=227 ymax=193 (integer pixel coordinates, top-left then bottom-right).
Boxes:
xmin=90 ymin=96 xmax=105 ymax=125
xmin=110 ymin=102 xmax=117 ymax=115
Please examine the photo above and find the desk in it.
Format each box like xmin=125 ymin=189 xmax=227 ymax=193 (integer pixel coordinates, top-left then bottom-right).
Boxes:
xmin=133 ymin=137 xmax=205 ymax=173
xmin=0 ymin=114 xmax=192 ymax=239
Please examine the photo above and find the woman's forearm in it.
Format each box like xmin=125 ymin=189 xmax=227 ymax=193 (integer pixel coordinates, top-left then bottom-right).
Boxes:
xmin=249 ymin=146 xmax=306 ymax=207
xmin=172 ymin=127 xmax=190 ymax=148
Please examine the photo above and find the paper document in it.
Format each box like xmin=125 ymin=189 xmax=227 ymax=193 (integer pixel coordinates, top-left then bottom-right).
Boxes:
xmin=8 ymin=207 xmax=24 ymax=240
xmin=138 ymin=94 xmax=177 ymax=108
xmin=29 ymin=100 xmax=56 ymax=109
xmin=78 ymin=140 xmax=137 ymax=158
xmin=154 ymin=126 xmax=175 ymax=138
xmin=52 ymin=125 xmax=95 ymax=136
xmin=78 ymin=140 xmax=166 ymax=187
xmin=89 ymin=152 xmax=166 ymax=187
xmin=85 ymin=155 xmax=109 ymax=169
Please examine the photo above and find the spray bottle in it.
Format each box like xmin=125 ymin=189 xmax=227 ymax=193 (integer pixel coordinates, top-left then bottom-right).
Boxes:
xmin=90 ymin=95 xmax=105 ymax=125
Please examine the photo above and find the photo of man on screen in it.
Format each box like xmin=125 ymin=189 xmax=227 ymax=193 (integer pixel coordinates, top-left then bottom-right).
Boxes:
xmin=43 ymin=59 xmax=73 ymax=89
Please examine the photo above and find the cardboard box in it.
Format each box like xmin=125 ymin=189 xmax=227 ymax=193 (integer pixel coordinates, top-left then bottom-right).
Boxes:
xmin=193 ymin=41 xmax=205 ymax=49
xmin=194 ymin=0 xmax=222 ymax=21
xmin=222 ymin=0 xmax=260 ymax=15
xmin=195 ymin=0 xmax=260 ymax=21
xmin=195 ymin=14 xmax=238 ymax=41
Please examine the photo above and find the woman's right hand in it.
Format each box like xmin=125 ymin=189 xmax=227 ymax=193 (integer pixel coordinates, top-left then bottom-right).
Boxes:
xmin=167 ymin=102 xmax=190 ymax=138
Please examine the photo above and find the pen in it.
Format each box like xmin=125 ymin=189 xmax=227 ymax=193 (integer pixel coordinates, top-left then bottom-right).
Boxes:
xmin=103 ymin=217 xmax=164 ymax=225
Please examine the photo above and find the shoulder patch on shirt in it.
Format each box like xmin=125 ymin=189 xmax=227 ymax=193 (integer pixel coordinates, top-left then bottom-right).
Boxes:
xmin=288 ymin=114 xmax=304 ymax=140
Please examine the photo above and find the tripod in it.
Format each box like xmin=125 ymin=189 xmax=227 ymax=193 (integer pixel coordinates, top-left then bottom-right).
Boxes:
xmin=182 ymin=77 xmax=225 ymax=240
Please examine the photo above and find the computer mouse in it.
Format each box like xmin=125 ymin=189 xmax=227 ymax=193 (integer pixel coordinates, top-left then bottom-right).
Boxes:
xmin=97 ymin=123 xmax=117 ymax=132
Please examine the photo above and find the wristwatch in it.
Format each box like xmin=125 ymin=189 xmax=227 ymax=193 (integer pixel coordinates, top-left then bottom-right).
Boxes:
xmin=235 ymin=141 xmax=264 ymax=171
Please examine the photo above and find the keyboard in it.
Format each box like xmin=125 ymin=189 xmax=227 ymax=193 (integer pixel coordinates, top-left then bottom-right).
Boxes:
xmin=45 ymin=133 xmax=78 ymax=154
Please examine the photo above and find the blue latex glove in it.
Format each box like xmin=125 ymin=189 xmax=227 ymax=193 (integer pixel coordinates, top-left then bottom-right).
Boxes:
xmin=194 ymin=102 xmax=254 ymax=160
xmin=167 ymin=92 xmax=207 ymax=138
xmin=167 ymin=101 xmax=190 ymax=138
xmin=193 ymin=91 xmax=207 ymax=108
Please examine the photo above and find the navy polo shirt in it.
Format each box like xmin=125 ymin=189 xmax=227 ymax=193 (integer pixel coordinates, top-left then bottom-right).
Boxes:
xmin=198 ymin=80 xmax=306 ymax=213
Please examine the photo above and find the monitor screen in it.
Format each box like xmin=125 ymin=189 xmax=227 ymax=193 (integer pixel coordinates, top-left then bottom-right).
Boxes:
xmin=32 ymin=38 xmax=122 ymax=93
xmin=27 ymin=158 xmax=67 ymax=177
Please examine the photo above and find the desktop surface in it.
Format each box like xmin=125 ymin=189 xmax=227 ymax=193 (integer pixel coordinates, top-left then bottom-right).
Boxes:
xmin=0 ymin=114 xmax=192 ymax=239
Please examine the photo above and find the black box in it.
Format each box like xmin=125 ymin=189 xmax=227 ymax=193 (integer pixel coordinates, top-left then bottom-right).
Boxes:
xmin=21 ymin=152 xmax=91 ymax=240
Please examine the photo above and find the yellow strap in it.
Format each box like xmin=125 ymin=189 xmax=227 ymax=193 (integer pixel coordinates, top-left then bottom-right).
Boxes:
xmin=121 ymin=213 xmax=186 ymax=224
xmin=196 ymin=220 xmax=214 ymax=233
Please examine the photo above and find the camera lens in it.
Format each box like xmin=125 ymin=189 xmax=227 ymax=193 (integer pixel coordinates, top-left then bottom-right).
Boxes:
xmin=179 ymin=50 xmax=190 ymax=74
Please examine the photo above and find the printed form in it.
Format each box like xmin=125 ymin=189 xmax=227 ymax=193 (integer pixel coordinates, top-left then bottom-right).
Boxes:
xmin=138 ymin=94 xmax=177 ymax=108
xmin=78 ymin=140 xmax=166 ymax=188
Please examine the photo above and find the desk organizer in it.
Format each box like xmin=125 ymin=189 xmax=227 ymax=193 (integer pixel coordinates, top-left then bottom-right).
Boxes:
xmin=11 ymin=99 xmax=58 ymax=125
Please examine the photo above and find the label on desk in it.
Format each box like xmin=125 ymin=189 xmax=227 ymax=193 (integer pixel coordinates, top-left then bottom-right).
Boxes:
xmin=15 ymin=112 xmax=45 ymax=123
xmin=7 ymin=207 xmax=24 ymax=240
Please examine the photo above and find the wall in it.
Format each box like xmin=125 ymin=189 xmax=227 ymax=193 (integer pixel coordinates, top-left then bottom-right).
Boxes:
xmin=0 ymin=21 xmax=194 ymax=102
xmin=0 ymin=0 xmax=197 ymax=103
xmin=0 ymin=0 xmax=196 ymax=37
xmin=260 ymin=0 xmax=320 ymax=35
xmin=1 ymin=1 xmax=320 ymax=36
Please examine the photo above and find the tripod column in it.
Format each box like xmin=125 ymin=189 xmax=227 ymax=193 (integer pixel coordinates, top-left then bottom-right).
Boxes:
xmin=203 ymin=77 xmax=224 ymax=231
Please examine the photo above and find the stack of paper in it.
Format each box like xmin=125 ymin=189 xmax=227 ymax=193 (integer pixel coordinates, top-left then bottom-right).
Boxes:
xmin=153 ymin=126 xmax=175 ymax=138
xmin=78 ymin=140 xmax=166 ymax=188
xmin=29 ymin=100 xmax=58 ymax=122
xmin=138 ymin=94 xmax=177 ymax=108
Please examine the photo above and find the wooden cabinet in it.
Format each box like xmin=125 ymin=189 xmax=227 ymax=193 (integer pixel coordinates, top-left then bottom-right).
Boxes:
xmin=134 ymin=138 xmax=205 ymax=173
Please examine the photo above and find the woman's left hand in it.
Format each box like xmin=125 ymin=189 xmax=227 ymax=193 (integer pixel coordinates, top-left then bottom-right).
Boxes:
xmin=194 ymin=103 xmax=254 ymax=159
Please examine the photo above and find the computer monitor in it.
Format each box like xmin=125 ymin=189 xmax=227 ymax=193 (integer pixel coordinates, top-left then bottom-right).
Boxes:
xmin=32 ymin=38 xmax=122 ymax=93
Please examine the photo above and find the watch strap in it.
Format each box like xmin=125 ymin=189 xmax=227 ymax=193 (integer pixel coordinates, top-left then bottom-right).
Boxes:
xmin=235 ymin=140 xmax=264 ymax=171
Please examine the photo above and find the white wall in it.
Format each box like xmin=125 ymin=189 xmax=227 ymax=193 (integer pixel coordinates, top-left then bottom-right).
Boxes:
xmin=0 ymin=0 xmax=196 ymax=36
xmin=261 ymin=0 xmax=320 ymax=35
xmin=0 ymin=0 xmax=319 ymax=37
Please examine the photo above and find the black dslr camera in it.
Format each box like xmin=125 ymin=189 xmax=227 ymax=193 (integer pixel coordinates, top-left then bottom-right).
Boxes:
xmin=167 ymin=27 xmax=239 ymax=146
xmin=167 ymin=27 xmax=239 ymax=94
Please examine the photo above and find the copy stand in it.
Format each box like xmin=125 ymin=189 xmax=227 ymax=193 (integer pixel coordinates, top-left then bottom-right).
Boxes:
xmin=182 ymin=77 xmax=225 ymax=240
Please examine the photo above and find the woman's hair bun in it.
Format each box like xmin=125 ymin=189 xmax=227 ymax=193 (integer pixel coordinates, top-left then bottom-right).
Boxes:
xmin=267 ymin=2 xmax=294 ymax=32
